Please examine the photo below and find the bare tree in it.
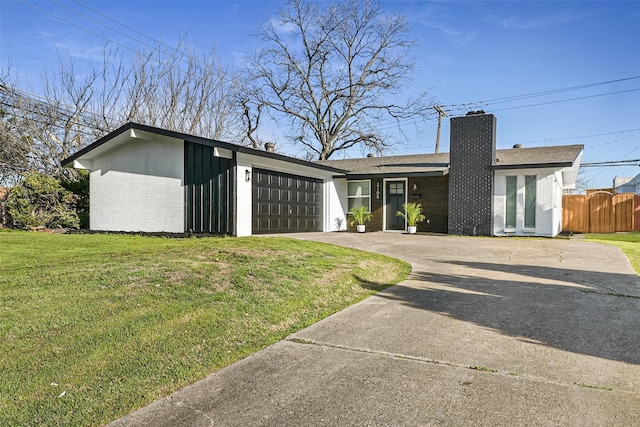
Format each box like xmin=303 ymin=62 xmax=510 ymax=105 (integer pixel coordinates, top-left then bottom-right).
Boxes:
xmin=0 ymin=38 xmax=241 ymax=186
xmin=233 ymin=78 xmax=265 ymax=149
xmin=104 ymin=42 xmax=241 ymax=140
xmin=0 ymin=99 xmax=31 ymax=186
xmin=1 ymin=67 xmax=92 ymax=184
xmin=245 ymin=0 xmax=434 ymax=160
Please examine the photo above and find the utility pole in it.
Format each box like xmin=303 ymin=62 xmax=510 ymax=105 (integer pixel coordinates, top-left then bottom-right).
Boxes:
xmin=434 ymin=105 xmax=448 ymax=154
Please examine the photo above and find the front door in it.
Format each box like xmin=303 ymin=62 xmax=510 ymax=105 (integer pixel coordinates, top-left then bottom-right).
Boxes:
xmin=385 ymin=181 xmax=406 ymax=230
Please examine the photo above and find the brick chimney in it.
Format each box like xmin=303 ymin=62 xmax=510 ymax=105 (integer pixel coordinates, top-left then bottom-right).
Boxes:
xmin=448 ymin=112 xmax=497 ymax=236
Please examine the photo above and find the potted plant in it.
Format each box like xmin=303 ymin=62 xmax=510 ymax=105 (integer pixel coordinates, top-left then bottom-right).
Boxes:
xmin=349 ymin=205 xmax=373 ymax=233
xmin=397 ymin=202 xmax=426 ymax=234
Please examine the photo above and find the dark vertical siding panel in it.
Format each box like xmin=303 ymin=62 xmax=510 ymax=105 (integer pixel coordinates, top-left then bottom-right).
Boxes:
xmin=184 ymin=141 xmax=234 ymax=234
xmin=185 ymin=142 xmax=195 ymax=232
xmin=211 ymin=156 xmax=219 ymax=233
xmin=202 ymin=150 xmax=212 ymax=233
xmin=221 ymin=158 xmax=227 ymax=232
xmin=194 ymin=144 xmax=204 ymax=231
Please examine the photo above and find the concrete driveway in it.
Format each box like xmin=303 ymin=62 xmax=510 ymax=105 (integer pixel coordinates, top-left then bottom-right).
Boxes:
xmin=109 ymin=233 xmax=640 ymax=426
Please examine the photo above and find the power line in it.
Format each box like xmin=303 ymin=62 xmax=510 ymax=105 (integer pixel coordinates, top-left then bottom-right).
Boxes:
xmin=0 ymin=101 xmax=103 ymax=139
xmin=489 ymin=88 xmax=640 ymax=113
xmin=511 ymin=129 xmax=640 ymax=145
xmin=448 ymin=76 xmax=640 ymax=107
xmin=441 ymin=76 xmax=640 ymax=112
xmin=54 ymin=0 xmax=212 ymax=70
xmin=71 ymin=0 xmax=186 ymax=61
xmin=21 ymin=0 xmax=216 ymax=75
xmin=1 ymin=84 xmax=107 ymax=138
xmin=18 ymin=0 xmax=139 ymax=55
xmin=1 ymin=84 xmax=105 ymax=126
xmin=581 ymin=159 xmax=640 ymax=167
xmin=440 ymin=87 xmax=640 ymax=116
xmin=49 ymin=0 xmax=158 ymax=51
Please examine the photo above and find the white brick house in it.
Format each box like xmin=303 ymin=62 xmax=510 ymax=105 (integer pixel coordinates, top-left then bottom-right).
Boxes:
xmin=63 ymin=123 xmax=345 ymax=236
xmin=62 ymin=115 xmax=583 ymax=237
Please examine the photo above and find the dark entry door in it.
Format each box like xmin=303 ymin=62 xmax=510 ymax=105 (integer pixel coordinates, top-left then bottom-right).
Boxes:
xmin=252 ymin=169 xmax=323 ymax=234
xmin=385 ymin=181 xmax=405 ymax=230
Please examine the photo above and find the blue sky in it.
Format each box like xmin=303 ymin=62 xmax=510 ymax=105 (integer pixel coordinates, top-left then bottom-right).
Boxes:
xmin=1 ymin=0 xmax=639 ymax=189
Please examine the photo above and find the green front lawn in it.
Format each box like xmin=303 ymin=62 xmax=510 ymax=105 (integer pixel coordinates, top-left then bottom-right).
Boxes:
xmin=0 ymin=232 xmax=410 ymax=426
xmin=586 ymin=232 xmax=640 ymax=276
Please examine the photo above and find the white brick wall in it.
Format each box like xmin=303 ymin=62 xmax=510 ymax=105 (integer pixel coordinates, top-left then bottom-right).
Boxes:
xmin=90 ymin=138 xmax=184 ymax=233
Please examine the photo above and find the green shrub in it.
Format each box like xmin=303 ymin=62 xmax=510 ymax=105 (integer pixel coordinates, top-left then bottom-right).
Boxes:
xmin=6 ymin=172 xmax=79 ymax=229
xmin=61 ymin=170 xmax=89 ymax=229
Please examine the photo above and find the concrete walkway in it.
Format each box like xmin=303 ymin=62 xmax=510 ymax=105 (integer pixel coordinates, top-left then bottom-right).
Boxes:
xmin=109 ymin=233 xmax=640 ymax=426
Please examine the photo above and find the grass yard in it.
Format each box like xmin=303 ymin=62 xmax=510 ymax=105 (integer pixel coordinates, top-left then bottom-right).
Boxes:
xmin=586 ymin=232 xmax=640 ymax=276
xmin=0 ymin=232 xmax=410 ymax=427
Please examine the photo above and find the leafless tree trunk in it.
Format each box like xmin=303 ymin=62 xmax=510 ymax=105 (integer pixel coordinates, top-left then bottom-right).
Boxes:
xmin=244 ymin=0 xmax=434 ymax=160
xmin=234 ymin=78 xmax=265 ymax=150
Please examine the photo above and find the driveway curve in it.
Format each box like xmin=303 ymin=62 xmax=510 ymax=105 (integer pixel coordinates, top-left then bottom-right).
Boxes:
xmin=110 ymin=233 xmax=640 ymax=427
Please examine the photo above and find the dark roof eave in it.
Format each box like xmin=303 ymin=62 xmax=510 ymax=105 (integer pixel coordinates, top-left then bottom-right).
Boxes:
xmin=60 ymin=122 xmax=348 ymax=174
xmin=492 ymin=161 xmax=575 ymax=170
xmin=345 ymin=170 xmax=449 ymax=179
xmin=61 ymin=122 xmax=135 ymax=167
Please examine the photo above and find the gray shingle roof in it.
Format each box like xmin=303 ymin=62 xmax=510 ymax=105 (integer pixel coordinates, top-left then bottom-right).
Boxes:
xmin=317 ymin=152 xmax=450 ymax=176
xmin=318 ymin=144 xmax=583 ymax=176
xmin=493 ymin=144 xmax=583 ymax=169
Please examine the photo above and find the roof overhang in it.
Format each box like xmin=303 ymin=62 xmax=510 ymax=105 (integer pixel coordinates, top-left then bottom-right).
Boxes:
xmin=345 ymin=170 xmax=449 ymax=179
xmin=237 ymin=152 xmax=345 ymax=179
xmin=61 ymin=126 xmax=181 ymax=169
xmin=492 ymin=148 xmax=584 ymax=190
xmin=61 ymin=122 xmax=348 ymax=175
xmin=560 ymin=149 xmax=583 ymax=190
xmin=491 ymin=162 xmax=575 ymax=171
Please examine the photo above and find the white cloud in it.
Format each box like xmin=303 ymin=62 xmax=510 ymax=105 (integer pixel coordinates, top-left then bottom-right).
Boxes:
xmin=269 ymin=17 xmax=298 ymax=35
xmin=36 ymin=29 xmax=105 ymax=62
xmin=485 ymin=9 xmax=594 ymax=30
xmin=407 ymin=4 xmax=478 ymax=47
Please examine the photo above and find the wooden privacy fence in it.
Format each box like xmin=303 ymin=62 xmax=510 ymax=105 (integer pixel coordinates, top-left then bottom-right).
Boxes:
xmin=563 ymin=192 xmax=638 ymax=233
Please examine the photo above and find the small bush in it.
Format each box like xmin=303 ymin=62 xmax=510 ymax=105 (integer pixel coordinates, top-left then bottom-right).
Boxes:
xmin=61 ymin=170 xmax=89 ymax=229
xmin=5 ymin=172 xmax=79 ymax=229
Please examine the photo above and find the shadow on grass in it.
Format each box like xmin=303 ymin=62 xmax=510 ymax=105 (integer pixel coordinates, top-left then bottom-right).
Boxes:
xmin=353 ymin=275 xmax=394 ymax=292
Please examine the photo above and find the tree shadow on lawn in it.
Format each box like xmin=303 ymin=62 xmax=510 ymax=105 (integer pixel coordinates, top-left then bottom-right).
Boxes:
xmin=354 ymin=276 xmax=394 ymax=292
xmin=373 ymin=261 xmax=640 ymax=365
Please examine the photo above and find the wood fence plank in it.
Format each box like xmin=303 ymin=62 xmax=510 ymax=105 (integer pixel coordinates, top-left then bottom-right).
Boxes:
xmin=562 ymin=195 xmax=587 ymax=233
xmin=635 ymin=195 xmax=640 ymax=231
xmin=562 ymin=192 xmax=636 ymax=234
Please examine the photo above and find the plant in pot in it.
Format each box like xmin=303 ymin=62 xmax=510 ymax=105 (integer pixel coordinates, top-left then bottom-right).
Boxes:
xmin=397 ymin=202 xmax=426 ymax=234
xmin=349 ymin=205 xmax=373 ymax=233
